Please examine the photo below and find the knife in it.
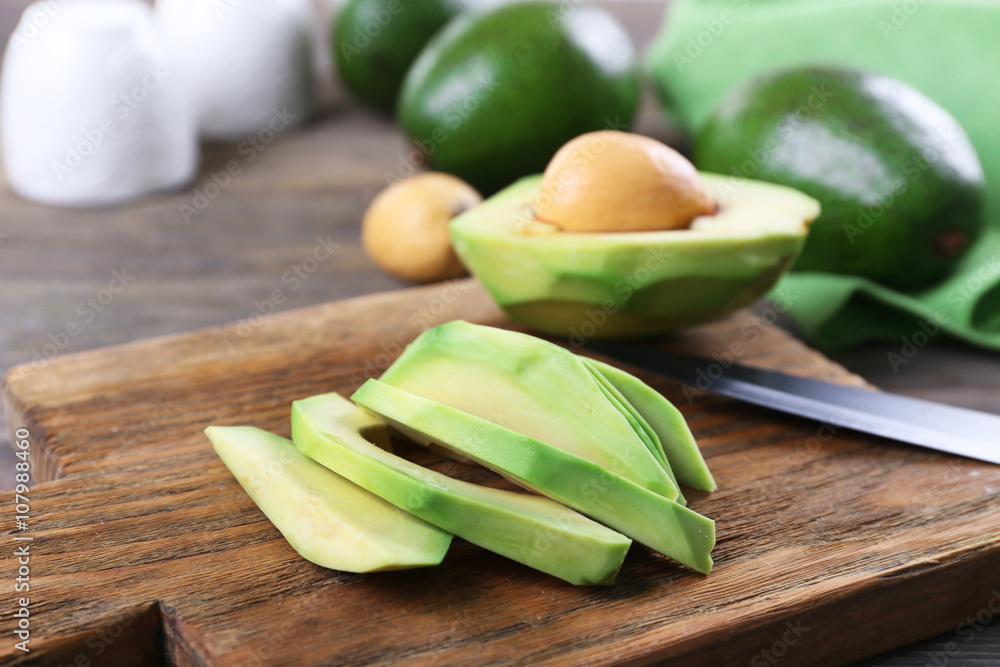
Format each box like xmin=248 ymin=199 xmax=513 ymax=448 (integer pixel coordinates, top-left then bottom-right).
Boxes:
xmin=585 ymin=341 xmax=1000 ymax=465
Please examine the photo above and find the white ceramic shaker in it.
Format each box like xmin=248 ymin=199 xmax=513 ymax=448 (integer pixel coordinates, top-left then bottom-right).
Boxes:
xmin=155 ymin=0 xmax=316 ymax=140
xmin=1 ymin=0 xmax=199 ymax=206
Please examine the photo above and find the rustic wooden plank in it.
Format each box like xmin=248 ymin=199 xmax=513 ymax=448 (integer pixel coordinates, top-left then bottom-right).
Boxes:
xmin=2 ymin=281 xmax=1000 ymax=666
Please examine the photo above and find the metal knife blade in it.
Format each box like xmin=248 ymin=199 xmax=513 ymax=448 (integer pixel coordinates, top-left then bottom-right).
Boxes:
xmin=585 ymin=341 xmax=1000 ymax=465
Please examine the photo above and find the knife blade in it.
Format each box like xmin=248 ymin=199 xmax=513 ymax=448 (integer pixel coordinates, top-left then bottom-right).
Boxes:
xmin=585 ymin=341 xmax=1000 ymax=465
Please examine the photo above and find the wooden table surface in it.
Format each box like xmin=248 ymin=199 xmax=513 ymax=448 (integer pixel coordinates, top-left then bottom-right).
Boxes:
xmin=1 ymin=1 xmax=998 ymax=665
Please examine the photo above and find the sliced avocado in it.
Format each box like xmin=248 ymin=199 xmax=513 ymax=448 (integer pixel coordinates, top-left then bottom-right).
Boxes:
xmin=695 ymin=67 xmax=985 ymax=290
xmin=582 ymin=363 xmax=685 ymax=505
xmin=450 ymin=173 xmax=819 ymax=338
xmin=584 ymin=362 xmax=669 ymax=469
xmin=378 ymin=321 xmax=680 ymax=501
xmin=397 ymin=1 xmax=639 ymax=193
xmin=291 ymin=393 xmax=632 ymax=586
xmin=205 ymin=425 xmax=451 ymax=572
xmin=354 ymin=380 xmax=715 ymax=574
xmin=584 ymin=358 xmax=716 ymax=492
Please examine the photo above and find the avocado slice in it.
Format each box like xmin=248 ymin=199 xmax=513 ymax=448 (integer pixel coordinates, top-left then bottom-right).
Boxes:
xmin=353 ymin=380 xmax=715 ymax=574
xmin=582 ymin=362 xmax=686 ymax=505
xmin=450 ymin=173 xmax=819 ymax=338
xmin=205 ymin=425 xmax=452 ymax=572
xmin=291 ymin=393 xmax=632 ymax=586
xmin=584 ymin=361 xmax=669 ymax=470
xmin=695 ymin=67 xmax=985 ymax=290
xmin=583 ymin=359 xmax=716 ymax=493
xmin=378 ymin=321 xmax=681 ymax=501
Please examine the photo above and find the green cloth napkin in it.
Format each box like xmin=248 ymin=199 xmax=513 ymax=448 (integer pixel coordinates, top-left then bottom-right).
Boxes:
xmin=647 ymin=0 xmax=1000 ymax=351
xmin=777 ymin=228 xmax=1000 ymax=351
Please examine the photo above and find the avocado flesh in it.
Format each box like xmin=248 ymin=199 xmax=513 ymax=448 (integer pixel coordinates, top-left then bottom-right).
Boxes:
xmin=582 ymin=362 xmax=685 ymax=505
xmin=450 ymin=174 xmax=818 ymax=337
xmin=584 ymin=359 xmax=716 ymax=492
xmin=585 ymin=363 xmax=671 ymax=470
xmin=353 ymin=380 xmax=715 ymax=574
xmin=291 ymin=393 xmax=632 ymax=586
xmin=397 ymin=1 xmax=639 ymax=193
xmin=206 ymin=425 xmax=452 ymax=572
xmin=694 ymin=67 xmax=985 ymax=290
xmin=378 ymin=320 xmax=681 ymax=501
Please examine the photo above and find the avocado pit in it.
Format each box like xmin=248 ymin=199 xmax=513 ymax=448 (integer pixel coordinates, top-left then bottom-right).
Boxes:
xmin=362 ymin=172 xmax=482 ymax=283
xmin=533 ymin=131 xmax=717 ymax=233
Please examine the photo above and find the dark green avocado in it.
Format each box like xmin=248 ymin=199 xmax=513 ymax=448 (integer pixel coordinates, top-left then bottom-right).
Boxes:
xmin=334 ymin=0 xmax=474 ymax=113
xmin=695 ymin=66 xmax=985 ymax=291
xmin=397 ymin=1 xmax=640 ymax=193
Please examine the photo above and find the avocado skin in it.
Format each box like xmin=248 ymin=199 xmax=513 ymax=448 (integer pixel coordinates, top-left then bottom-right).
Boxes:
xmin=334 ymin=0 xmax=470 ymax=113
xmin=397 ymin=1 xmax=639 ymax=193
xmin=695 ymin=67 xmax=985 ymax=291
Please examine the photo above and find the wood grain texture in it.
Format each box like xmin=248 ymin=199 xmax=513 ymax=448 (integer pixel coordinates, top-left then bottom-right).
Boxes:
xmin=4 ymin=280 xmax=1000 ymax=667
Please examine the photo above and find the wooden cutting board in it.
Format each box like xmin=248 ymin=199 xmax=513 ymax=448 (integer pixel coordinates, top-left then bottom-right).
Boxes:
xmin=3 ymin=280 xmax=999 ymax=667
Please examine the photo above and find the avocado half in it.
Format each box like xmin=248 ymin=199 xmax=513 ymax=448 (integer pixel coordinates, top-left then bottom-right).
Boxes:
xmin=450 ymin=173 xmax=820 ymax=338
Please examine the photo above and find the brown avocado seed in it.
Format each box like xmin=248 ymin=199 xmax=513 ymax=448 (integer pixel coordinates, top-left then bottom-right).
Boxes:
xmin=534 ymin=131 xmax=717 ymax=232
xmin=362 ymin=172 xmax=482 ymax=283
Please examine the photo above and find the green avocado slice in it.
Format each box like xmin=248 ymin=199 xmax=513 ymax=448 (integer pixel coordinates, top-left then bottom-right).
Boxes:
xmin=584 ymin=358 xmax=716 ymax=492
xmin=206 ymin=425 xmax=452 ymax=572
xmin=583 ymin=363 xmax=686 ymax=506
xmin=353 ymin=380 xmax=715 ymax=574
xmin=379 ymin=321 xmax=680 ymax=501
xmin=291 ymin=393 xmax=632 ymax=586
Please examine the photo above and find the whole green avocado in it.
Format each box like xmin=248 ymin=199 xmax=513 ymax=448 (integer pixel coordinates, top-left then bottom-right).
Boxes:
xmin=334 ymin=0 xmax=474 ymax=113
xmin=397 ymin=1 xmax=640 ymax=193
xmin=695 ymin=67 xmax=985 ymax=291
